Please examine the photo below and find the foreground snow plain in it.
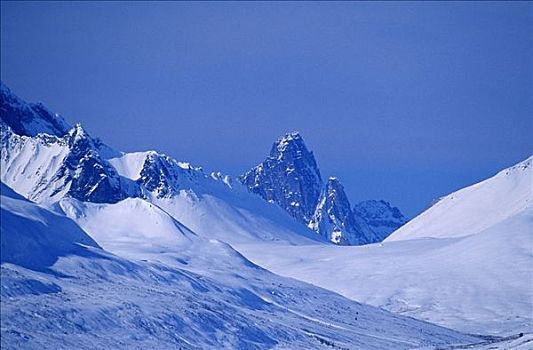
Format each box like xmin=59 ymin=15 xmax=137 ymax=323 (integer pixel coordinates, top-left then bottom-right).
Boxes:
xmin=1 ymin=183 xmax=481 ymax=349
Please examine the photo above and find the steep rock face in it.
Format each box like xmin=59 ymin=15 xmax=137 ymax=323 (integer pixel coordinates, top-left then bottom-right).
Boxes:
xmin=0 ymin=82 xmax=128 ymax=204
xmin=137 ymin=151 xmax=204 ymax=198
xmin=63 ymin=125 xmax=126 ymax=203
xmin=241 ymin=132 xmax=408 ymax=245
xmin=309 ymin=178 xmax=368 ymax=245
xmin=0 ymin=81 xmax=71 ymax=137
xmin=353 ymin=200 xmax=408 ymax=242
xmin=0 ymin=122 xmax=127 ymax=204
xmin=240 ymin=132 xmax=323 ymax=224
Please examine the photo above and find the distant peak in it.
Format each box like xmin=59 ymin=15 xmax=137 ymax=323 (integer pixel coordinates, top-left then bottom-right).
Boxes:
xmin=69 ymin=123 xmax=87 ymax=137
xmin=270 ymin=131 xmax=310 ymax=159
xmin=281 ymin=131 xmax=302 ymax=139
xmin=66 ymin=124 xmax=94 ymax=146
xmin=275 ymin=131 xmax=303 ymax=146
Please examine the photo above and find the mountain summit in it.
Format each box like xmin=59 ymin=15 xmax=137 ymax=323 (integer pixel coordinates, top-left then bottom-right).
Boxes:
xmin=240 ymin=132 xmax=323 ymax=224
xmin=241 ymin=132 xmax=407 ymax=245
xmin=0 ymin=81 xmax=71 ymax=137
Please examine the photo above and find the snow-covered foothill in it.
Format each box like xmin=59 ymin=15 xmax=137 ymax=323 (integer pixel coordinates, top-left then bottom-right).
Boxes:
xmin=386 ymin=156 xmax=532 ymax=242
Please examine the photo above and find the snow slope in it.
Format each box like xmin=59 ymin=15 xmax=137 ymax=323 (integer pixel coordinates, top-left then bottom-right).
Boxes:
xmin=108 ymin=151 xmax=326 ymax=245
xmin=0 ymin=182 xmax=99 ymax=271
xmin=386 ymin=156 xmax=532 ymax=241
xmin=237 ymin=157 xmax=533 ymax=336
xmin=1 ymin=182 xmax=480 ymax=349
xmin=59 ymin=197 xmax=197 ymax=257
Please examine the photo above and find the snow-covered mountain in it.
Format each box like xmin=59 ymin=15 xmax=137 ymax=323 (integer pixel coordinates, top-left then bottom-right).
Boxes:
xmin=240 ymin=132 xmax=323 ymax=225
xmin=386 ymin=156 xmax=532 ymax=241
xmin=238 ymin=156 xmax=533 ymax=335
xmin=0 ymin=81 xmax=70 ymax=137
xmin=0 ymin=123 xmax=129 ymax=204
xmin=0 ymin=85 xmax=325 ymax=245
xmin=1 ymin=84 xmax=405 ymax=246
xmin=241 ymin=132 xmax=407 ymax=245
xmin=108 ymin=150 xmax=326 ymax=245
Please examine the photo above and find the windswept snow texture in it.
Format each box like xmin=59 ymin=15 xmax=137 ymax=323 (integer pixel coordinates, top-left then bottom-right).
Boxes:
xmin=1 ymin=182 xmax=479 ymax=349
xmin=441 ymin=333 xmax=533 ymax=350
xmin=0 ymin=182 xmax=99 ymax=271
xmin=238 ymin=157 xmax=533 ymax=336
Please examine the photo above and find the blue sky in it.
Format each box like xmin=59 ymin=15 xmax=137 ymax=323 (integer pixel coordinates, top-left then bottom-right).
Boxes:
xmin=1 ymin=1 xmax=531 ymax=216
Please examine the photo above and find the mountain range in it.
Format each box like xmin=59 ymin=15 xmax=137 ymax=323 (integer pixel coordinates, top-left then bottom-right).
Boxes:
xmin=1 ymin=80 xmax=531 ymax=349
xmin=1 ymin=81 xmax=406 ymax=245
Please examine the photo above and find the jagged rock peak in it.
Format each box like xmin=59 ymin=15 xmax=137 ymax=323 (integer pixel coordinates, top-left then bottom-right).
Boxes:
xmin=240 ymin=131 xmax=323 ymax=224
xmin=0 ymin=80 xmax=71 ymax=137
xmin=309 ymin=176 xmax=367 ymax=245
xmin=270 ymin=131 xmax=307 ymax=158
xmin=327 ymin=176 xmax=339 ymax=183
xmin=0 ymin=85 xmax=125 ymax=204
xmin=136 ymin=151 xmax=207 ymax=198
xmin=68 ymin=123 xmax=87 ymax=139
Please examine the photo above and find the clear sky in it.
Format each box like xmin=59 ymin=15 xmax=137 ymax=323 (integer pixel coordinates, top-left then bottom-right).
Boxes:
xmin=1 ymin=1 xmax=531 ymax=217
